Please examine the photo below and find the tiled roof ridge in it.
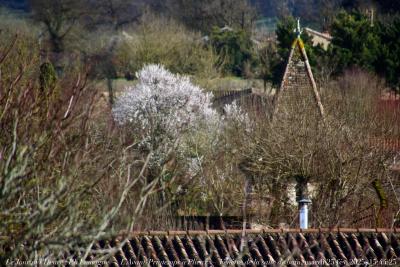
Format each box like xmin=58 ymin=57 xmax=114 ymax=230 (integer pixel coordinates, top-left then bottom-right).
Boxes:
xmin=304 ymin=27 xmax=333 ymax=40
xmin=49 ymin=228 xmax=400 ymax=265
xmin=121 ymin=228 xmax=400 ymax=237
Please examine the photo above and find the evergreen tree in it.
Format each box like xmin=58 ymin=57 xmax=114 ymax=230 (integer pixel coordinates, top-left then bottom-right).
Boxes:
xmin=210 ymin=27 xmax=254 ymax=77
xmin=377 ymin=15 xmax=400 ymax=90
xmin=330 ymin=11 xmax=381 ymax=72
xmin=39 ymin=61 xmax=57 ymax=93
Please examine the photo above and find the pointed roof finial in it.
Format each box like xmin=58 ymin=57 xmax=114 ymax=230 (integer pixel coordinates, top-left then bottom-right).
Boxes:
xmin=296 ymin=18 xmax=302 ymax=38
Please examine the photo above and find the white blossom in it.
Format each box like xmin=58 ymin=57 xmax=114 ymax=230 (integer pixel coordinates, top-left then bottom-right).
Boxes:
xmin=113 ymin=64 xmax=218 ymax=145
xmin=223 ymin=101 xmax=253 ymax=132
xmin=112 ymin=64 xmax=222 ymax=171
xmin=112 ymin=64 xmax=252 ymax=176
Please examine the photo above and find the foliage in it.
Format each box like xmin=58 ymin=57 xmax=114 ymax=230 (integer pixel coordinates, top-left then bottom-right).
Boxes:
xmin=274 ymin=11 xmax=400 ymax=90
xmin=257 ymin=42 xmax=280 ymax=89
xmin=210 ymin=27 xmax=254 ymax=77
xmin=327 ymin=10 xmax=400 ymax=90
xmin=39 ymin=61 xmax=57 ymax=91
xmin=115 ymin=15 xmax=219 ymax=79
xmin=376 ymin=15 xmax=400 ymax=90
xmin=330 ymin=11 xmax=381 ymax=72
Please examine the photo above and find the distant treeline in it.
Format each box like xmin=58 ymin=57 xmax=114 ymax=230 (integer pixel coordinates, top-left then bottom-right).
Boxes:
xmin=2 ymin=0 xmax=400 ymax=90
xmin=251 ymin=0 xmax=400 ymax=29
xmin=3 ymin=0 xmax=400 ymax=32
xmin=4 ymin=0 xmax=400 ymax=16
xmin=0 ymin=0 xmax=29 ymax=10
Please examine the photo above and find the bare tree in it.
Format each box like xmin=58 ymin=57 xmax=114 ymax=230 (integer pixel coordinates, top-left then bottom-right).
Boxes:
xmin=240 ymin=69 xmax=398 ymax=228
xmin=165 ymin=0 xmax=258 ymax=33
xmin=0 ymin=27 xmax=161 ymax=263
xmin=30 ymin=0 xmax=89 ymax=54
xmin=88 ymin=0 xmax=149 ymax=31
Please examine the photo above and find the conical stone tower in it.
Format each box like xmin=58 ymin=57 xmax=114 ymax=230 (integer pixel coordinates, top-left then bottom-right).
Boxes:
xmin=273 ymin=23 xmax=324 ymax=123
xmin=270 ymin=21 xmax=326 ymax=212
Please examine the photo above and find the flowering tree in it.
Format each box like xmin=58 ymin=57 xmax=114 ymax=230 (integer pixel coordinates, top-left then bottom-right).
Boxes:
xmin=113 ymin=64 xmax=218 ymax=172
xmin=112 ymin=64 xmax=254 ymax=218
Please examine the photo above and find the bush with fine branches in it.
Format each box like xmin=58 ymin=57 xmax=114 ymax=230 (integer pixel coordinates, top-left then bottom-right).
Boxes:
xmin=0 ymin=28 xmax=159 ymax=263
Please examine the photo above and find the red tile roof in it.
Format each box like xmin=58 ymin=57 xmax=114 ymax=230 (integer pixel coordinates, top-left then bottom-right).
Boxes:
xmin=81 ymin=229 xmax=400 ymax=266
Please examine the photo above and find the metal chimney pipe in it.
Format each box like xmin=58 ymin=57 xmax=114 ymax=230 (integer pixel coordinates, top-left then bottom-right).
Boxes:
xmin=298 ymin=199 xmax=312 ymax=229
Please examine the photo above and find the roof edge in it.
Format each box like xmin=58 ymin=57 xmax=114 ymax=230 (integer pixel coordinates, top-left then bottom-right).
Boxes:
xmin=118 ymin=228 xmax=400 ymax=237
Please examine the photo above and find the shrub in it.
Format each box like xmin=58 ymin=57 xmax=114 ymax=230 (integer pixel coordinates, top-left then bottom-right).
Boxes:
xmin=0 ymin=28 xmax=158 ymax=262
xmin=115 ymin=15 xmax=219 ymax=79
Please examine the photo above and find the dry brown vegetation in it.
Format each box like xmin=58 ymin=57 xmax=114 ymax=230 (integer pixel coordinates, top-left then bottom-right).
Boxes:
xmin=1 ymin=3 xmax=400 ymax=264
xmin=0 ymin=28 xmax=164 ymax=262
xmin=241 ymin=69 xmax=400 ymax=228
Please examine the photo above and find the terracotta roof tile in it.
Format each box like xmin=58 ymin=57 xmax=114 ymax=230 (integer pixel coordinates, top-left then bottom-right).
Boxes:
xmin=85 ymin=230 xmax=400 ymax=265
